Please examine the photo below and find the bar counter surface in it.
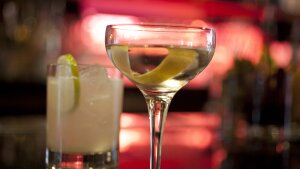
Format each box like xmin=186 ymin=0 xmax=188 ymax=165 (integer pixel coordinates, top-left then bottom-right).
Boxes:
xmin=0 ymin=112 xmax=298 ymax=169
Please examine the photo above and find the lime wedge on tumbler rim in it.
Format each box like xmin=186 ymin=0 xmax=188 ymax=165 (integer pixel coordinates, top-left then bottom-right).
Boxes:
xmin=57 ymin=54 xmax=80 ymax=112
xmin=111 ymin=45 xmax=197 ymax=85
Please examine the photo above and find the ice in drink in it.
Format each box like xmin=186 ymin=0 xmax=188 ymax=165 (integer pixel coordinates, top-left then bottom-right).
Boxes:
xmin=46 ymin=64 xmax=123 ymax=163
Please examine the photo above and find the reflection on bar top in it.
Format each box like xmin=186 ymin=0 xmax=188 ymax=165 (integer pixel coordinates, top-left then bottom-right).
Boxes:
xmin=121 ymin=112 xmax=220 ymax=128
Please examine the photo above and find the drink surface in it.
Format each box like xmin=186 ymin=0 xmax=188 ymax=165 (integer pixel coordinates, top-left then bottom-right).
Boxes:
xmin=106 ymin=45 xmax=213 ymax=93
xmin=47 ymin=65 xmax=123 ymax=154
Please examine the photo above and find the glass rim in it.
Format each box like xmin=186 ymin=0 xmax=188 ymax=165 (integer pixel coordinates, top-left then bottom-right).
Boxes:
xmin=106 ymin=23 xmax=215 ymax=33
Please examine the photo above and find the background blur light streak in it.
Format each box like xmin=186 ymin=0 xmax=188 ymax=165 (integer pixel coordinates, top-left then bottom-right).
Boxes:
xmin=217 ymin=22 xmax=264 ymax=65
xmin=120 ymin=129 xmax=146 ymax=152
xmin=65 ymin=13 xmax=138 ymax=64
xmin=119 ymin=113 xmax=220 ymax=152
xmin=181 ymin=128 xmax=213 ymax=149
xmin=80 ymin=14 xmax=138 ymax=54
xmin=80 ymin=0 xmax=263 ymax=21
xmin=80 ymin=0 xmax=201 ymax=19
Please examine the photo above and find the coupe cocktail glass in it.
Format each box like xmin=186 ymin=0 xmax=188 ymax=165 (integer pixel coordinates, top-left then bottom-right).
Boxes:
xmin=105 ymin=24 xmax=216 ymax=169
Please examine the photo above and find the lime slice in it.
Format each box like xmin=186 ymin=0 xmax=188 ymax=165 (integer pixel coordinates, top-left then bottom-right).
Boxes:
xmin=111 ymin=46 xmax=197 ymax=85
xmin=57 ymin=54 xmax=80 ymax=112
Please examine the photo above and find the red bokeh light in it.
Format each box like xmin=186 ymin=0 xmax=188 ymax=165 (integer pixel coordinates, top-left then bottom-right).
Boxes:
xmin=217 ymin=21 xmax=264 ymax=65
xmin=120 ymin=129 xmax=147 ymax=152
xmin=81 ymin=14 xmax=138 ymax=49
xmin=187 ymin=21 xmax=265 ymax=89
xmin=270 ymin=41 xmax=292 ymax=68
xmin=119 ymin=113 xmax=220 ymax=152
xmin=63 ymin=14 xmax=138 ymax=65
xmin=179 ymin=128 xmax=213 ymax=149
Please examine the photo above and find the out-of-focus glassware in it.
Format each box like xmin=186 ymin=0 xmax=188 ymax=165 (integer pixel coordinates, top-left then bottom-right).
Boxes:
xmin=0 ymin=0 xmax=65 ymax=82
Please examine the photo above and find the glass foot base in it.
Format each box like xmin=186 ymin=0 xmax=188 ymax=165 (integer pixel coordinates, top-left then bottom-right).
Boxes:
xmin=46 ymin=149 xmax=118 ymax=169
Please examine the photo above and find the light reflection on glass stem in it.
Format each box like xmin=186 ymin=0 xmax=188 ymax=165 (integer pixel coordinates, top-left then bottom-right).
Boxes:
xmin=146 ymin=96 xmax=171 ymax=169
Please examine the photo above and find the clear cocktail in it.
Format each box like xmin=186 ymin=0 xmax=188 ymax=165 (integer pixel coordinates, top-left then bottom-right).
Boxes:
xmin=105 ymin=24 xmax=216 ymax=169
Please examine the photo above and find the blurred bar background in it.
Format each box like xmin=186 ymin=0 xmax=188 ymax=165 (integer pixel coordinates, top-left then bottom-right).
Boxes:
xmin=0 ymin=0 xmax=300 ymax=168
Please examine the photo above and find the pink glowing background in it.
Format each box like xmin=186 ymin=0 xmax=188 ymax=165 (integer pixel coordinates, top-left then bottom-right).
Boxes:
xmin=119 ymin=112 xmax=223 ymax=169
xmin=64 ymin=12 xmax=294 ymax=88
xmin=56 ymin=1 xmax=299 ymax=169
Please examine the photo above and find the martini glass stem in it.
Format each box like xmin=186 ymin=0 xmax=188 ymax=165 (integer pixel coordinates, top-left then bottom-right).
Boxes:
xmin=145 ymin=96 xmax=172 ymax=169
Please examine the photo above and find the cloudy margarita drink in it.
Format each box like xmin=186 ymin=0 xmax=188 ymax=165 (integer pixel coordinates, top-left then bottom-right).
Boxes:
xmin=46 ymin=58 xmax=123 ymax=169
